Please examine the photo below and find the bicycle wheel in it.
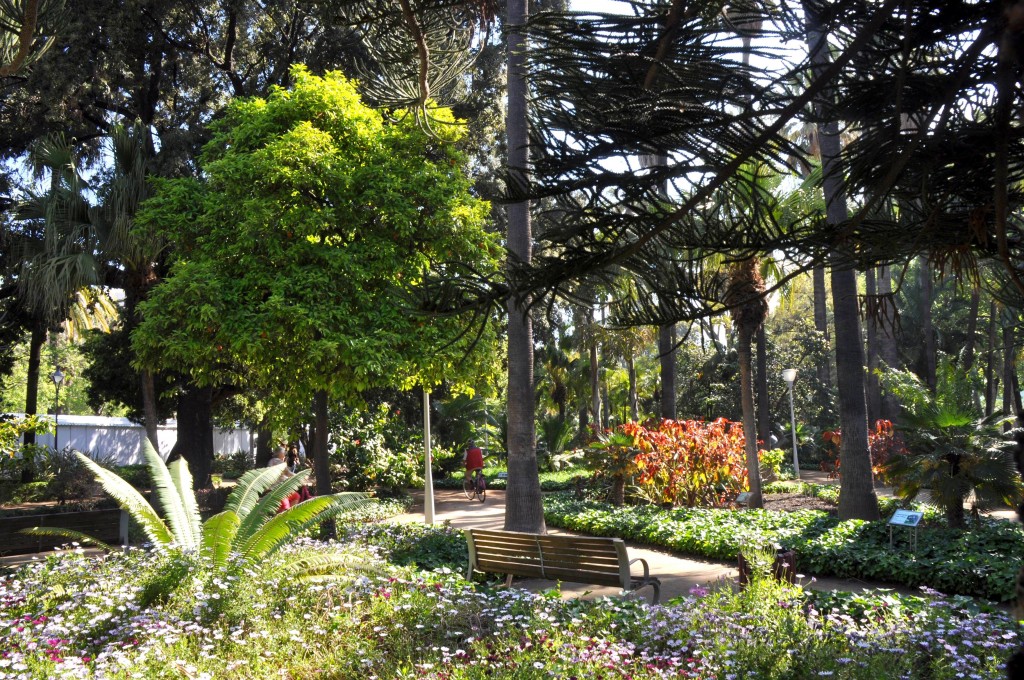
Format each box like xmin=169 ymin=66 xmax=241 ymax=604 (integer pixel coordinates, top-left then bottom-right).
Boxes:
xmin=462 ymin=475 xmax=476 ymax=500
xmin=476 ymin=476 xmax=486 ymax=502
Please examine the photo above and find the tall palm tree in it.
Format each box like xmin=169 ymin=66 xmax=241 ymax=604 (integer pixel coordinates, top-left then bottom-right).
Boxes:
xmin=504 ymin=0 xmax=545 ymax=533
xmin=725 ymin=257 xmax=767 ymax=509
xmin=804 ymin=0 xmax=878 ymax=520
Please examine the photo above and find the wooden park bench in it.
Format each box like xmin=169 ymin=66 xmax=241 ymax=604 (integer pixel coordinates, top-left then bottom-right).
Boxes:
xmin=0 ymin=508 xmax=128 ymax=556
xmin=465 ymin=528 xmax=661 ymax=604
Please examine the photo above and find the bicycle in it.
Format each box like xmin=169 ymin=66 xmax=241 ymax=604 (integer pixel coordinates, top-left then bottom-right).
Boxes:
xmin=462 ymin=469 xmax=486 ymax=502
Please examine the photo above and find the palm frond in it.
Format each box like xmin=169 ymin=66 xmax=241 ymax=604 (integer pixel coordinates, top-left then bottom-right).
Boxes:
xmin=201 ymin=510 xmax=241 ymax=568
xmin=74 ymin=453 xmax=173 ymax=546
xmin=142 ymin=441 xmax=196 ymax=549
xmin=285 ymin=492 xmax=373 ymax=539
xmin=19 ymin=526 xmax=115 ymax=552
xmin=240 ymin=495 xmax=337 ymax=563
xmin=278 ymin=551 xmax=379 ymax=582
xmin=168 ymin=457 xmax=203 ymax=548
xmin=224 ymin=466 xmax=287 ymax=518
xmin=234 ymin=469 xmax=312 ymax=546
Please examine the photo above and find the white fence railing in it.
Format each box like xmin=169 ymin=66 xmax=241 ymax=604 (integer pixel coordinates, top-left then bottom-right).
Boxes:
xmin=11 ymin=414 xmax=252 ymax=466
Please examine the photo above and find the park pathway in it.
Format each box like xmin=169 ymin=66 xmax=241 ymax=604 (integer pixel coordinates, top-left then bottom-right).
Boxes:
xmin=389 ymin=483 xmax=922 ymax=603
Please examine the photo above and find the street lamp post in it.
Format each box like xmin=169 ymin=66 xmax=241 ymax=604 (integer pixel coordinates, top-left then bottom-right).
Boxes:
xmin=51 ymin=368 xmax=64 ymax=452
xmin=782 ymin=368 xmax=799 ymax=480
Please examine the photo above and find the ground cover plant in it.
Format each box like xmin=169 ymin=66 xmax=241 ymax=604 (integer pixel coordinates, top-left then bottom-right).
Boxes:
xmin=0 ymin=522 xmax=1017 ymax=679
xmin=544 ymin=494 xmax=1022 ymax=602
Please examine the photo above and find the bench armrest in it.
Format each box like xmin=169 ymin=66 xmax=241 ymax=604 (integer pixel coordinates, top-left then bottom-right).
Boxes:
xmin=628 ymin=557 xmax=651 ymax=580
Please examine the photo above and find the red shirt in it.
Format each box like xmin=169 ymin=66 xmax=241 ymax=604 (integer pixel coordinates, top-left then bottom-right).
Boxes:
xmin=464 ymin=446 xmax=483 ymax=471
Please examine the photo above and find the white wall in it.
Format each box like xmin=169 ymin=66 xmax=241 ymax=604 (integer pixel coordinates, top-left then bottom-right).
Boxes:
xmin=15 ymin=414 xmax=252 ymax=466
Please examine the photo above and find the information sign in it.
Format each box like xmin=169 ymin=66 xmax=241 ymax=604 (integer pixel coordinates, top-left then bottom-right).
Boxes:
xmin=888 ymin=510 xmax=923 ymax=527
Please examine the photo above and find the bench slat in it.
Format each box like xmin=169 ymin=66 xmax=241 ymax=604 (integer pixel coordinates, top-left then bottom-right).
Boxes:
xmin=465 ymin=528 xmax=660 ymax=604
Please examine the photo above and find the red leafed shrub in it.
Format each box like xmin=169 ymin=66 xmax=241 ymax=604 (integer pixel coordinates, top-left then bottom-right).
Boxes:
xmin=821 ymin=419 xmax=907 ymax=481
xmin=623 ymin=418 xmax=749 ymax=508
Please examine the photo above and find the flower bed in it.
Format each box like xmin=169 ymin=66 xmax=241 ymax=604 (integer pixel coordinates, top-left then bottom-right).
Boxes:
xmin=544 ymin=494 xmax=1022 ymax=602
xmin=0 ymin=526 xmax=1016 ymax=679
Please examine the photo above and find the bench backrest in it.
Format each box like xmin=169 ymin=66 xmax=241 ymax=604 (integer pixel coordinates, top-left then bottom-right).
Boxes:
xmin=466 ymin=528 xmax=630 ymax=589
xmin=0 ymin=509 xmax=128 ymax=556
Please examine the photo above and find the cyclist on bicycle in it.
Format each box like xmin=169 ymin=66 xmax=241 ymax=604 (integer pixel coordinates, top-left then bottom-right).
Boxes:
xmin=463 ymin=440 xmax=485 ymax=490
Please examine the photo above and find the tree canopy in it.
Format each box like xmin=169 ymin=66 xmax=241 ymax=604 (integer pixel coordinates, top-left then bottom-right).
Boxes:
xmin=132 ymin=66 xmax=501 ymax=417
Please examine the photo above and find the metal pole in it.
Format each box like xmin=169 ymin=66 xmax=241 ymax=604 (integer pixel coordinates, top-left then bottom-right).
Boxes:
xmin=788 ymin=382 xmax=800 ymax=480
xmin=423 ymin=388 xmax=435 ymax=525
xmin=54 ymin=382 xmax=60 ymax=452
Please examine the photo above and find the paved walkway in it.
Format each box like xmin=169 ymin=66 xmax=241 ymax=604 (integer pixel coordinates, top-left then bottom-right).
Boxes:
xmin=390 ymin=487 xmax=923 ymax=603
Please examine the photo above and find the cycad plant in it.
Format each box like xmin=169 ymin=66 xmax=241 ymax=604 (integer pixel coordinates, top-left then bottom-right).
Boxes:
xmin=884 ymin=399 xmax=1022 ymax=529
xmin=24 ymin=441 xmax=369 ymax=575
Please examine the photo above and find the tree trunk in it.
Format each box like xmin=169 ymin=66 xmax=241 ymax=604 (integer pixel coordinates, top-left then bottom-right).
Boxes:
xmin=611 ymin=474 xmax=625 ymax=507
xmin=140 ymin=371 xmax=160 ymax=448
xmin=920 ymin=259 xmax=937 ymax=392
xmin=805 ymin=1 xmax=879 ymax=521
xmin=312 ymin=389 xmax=334 ymax=538
xmin=864 ymin=268 xmax=881 ymax=425
xmin=22 ymin=320 xmax=46 ymax=448
xmin=658 ymin=323 xmax=676 ymax=420
xmin=963 ymin=284 xmax=980 ymax=371
xmin=986 ymin=303 xmax=999 ymax=416
xmin=504 ymin=0 xmax=545 ymax=534
xmin=1004 ymin=324 xmax=1017 ymax=423
xmin=813 ymin=266 xmax=831 ymax=388
xmin=627 ymin=352 xmax=638 ymax=422
xmin=876 ymin=265 xmax=901 ymax=420
xmin=755 ymin=324 xmax=771 ymax=449
xmin=590 ymin=309 xmax=602 ymax=432
xmin=737 ymin=330 xmax=763 ymax=509
xmin=255 ymin=418 xmax=273 ymax=468
xmin=170 ymin=382 xmax=213 ymax=490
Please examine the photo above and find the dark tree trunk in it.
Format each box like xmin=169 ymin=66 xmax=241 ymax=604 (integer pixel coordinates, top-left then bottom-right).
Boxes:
xmin=813 ymin=266 xmax=831 ymax=388
xmin=865 ymin=268 xmax=881 ymax=425
xmin=590 ymin=308 xmax=602 ymax=432
xmin=737 ymin=330 xmax=763 ymax=509
xmin=255 ymin=418 xmax=273 ymax=468
xmin=1004 ymin=324 xmax=1017 ymax=423
xmin=312 ymin=389 xmax=334 ymax=538
xmin=876 ymin=265 xmax=901 ymax=420
xmin=658 ymin=323 xmax=677 ymax=420
xmin=986 ymin=303 xmax=999 ymax=416
xmin=171 ymin=382 xmax=213 ymax=490
xmin=755 ymin=324 xmax=771 ymax=449
xmin=805 ymin=2 xmax=879 ymax=521
xmin=504 ymin=0 xmax=544 ymax=534
xmin=140 ymin=371 xmax=159 ymax=448
xmin=22 ymin=320 xmax=46 ymax=448
xmin=611 ymin=474 xmax=625 ymax=507
xmin=963 ymin=284 xmax=980 ymax=371
xmin=627 ymin=352 xmax=638 ymax=422
xmin=920 ymin=260 xmax=937 ymax=392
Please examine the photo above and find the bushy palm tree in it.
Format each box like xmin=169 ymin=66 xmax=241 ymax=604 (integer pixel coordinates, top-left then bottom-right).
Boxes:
xmin=884 ymin=396 xmax=1022 ymax=529
xmin=25 ymin=441 xmax=369 ymax=576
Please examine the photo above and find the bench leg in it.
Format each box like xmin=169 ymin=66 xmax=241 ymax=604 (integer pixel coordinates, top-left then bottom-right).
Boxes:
xmin=504 ymin=573 xmax=513 ymax=588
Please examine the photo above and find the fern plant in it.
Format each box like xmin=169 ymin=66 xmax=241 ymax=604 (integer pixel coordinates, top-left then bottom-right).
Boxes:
xmin=23 ymin=441 xmax=370 ymax=577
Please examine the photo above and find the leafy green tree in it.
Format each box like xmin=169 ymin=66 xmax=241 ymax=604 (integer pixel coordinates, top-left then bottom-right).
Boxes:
xmin=132 ymin=67 xmax=500 ymax=495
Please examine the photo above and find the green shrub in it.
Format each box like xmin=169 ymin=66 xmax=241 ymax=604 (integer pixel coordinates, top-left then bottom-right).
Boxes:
xmin=114 ymin=464 xmax=150 ymax=488
xmin=543 ymin=493 xmax=1022 ymax=601
xmin=210 ymin=449 xmax=253 ymax=479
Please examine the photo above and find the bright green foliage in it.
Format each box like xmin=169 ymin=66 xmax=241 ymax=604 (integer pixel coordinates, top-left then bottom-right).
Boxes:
xmin=132 ymin=66 xmax=500 ymax=411
xmin=22 ymin=440 xmax=369 ymax=573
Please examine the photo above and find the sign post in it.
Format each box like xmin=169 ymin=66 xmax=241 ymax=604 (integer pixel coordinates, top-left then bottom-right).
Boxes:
xmin=887 ymin=509 xmax=923 ymax=551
